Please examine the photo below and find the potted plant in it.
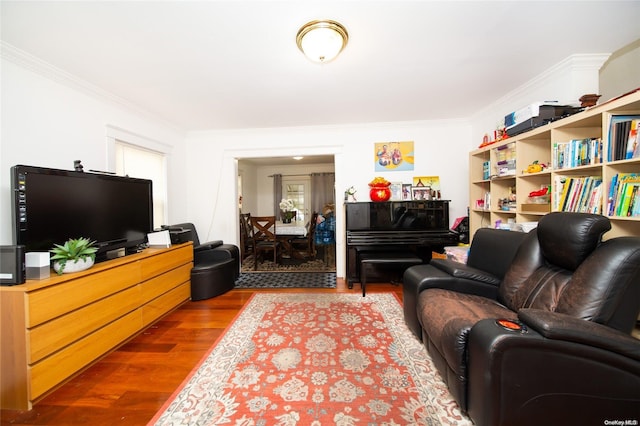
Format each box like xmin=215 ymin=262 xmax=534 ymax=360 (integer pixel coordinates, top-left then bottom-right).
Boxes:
xmin=50 ymin=237 xmax=98 ymax=275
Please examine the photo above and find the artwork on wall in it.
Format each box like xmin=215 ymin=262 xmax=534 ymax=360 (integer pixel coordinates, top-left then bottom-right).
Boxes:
xmin=413 ymin=176 xmax=440 ymax=189
xmin=374 ymin=141 xmax=414 ymax=172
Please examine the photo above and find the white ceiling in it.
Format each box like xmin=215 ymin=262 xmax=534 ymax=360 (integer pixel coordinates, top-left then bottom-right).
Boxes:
xmin=2 ymin=0 xmax=640 ymax=135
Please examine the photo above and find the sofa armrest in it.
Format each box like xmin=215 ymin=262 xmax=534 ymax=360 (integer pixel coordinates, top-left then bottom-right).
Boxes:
xmin=467 ymin=317 xmax=640 ymax=426
xmin=518 ymin=308 xmax=640 ymax=361
xmin=429 ymin=258 xmax=501 ymax=285
xmin=194 ymin=247 xmax=231 ymax=264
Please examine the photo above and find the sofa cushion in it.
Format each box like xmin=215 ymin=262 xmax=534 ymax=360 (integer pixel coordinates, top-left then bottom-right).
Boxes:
xmin=499 ymin=212 xmax=611 ymax=313
xmin=556 ymin=237 xmax=640 ymax=331
xmin=417 ymin=288 xmax=517 ymax=384
xmin=536 ymin=212 xmax=610 ymax=271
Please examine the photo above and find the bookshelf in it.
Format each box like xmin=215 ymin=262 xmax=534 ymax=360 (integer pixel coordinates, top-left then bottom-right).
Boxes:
xmin=469 ymin=89 xmax=640 ymax=240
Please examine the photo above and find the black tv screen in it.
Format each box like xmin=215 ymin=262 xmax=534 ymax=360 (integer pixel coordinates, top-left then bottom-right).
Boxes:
xmin=11 ymin=165 xmax=153 ymax=261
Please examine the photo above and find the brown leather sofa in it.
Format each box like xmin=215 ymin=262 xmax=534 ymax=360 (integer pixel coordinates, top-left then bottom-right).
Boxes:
xmin=403 ymin=212 xmax=640 ymax=426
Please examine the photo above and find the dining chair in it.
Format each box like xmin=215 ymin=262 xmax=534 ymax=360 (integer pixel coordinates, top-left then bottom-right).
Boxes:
xmin=239 ymin=212 xmax=254 ymax=260
xmin=289 ymin=212 xmax=319 ymax=260
xmin=250 ymin=215 xmax=281 ymax=270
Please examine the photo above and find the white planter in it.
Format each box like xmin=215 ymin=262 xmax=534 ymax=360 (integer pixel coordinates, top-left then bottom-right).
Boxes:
xmin=53 ymin=257 xmax=95 ymax=274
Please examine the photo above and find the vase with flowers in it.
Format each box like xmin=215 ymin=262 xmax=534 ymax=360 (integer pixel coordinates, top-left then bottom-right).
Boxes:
xmin=368 ymin=177 xmax=392 ymax=202
xmin=279 ymin=198 xmax=296 ymax=223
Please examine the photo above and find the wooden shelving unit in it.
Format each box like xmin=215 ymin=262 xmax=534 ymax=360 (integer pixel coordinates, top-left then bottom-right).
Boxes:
xmin=469 ymin=90 xmax=640 ymax=239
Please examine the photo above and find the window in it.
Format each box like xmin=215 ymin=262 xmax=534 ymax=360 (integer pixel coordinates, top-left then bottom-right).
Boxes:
xmin=115 ymin=142 xmax=166 ymax=229
xmin=283 ymin=177 xmax=310 ymax=222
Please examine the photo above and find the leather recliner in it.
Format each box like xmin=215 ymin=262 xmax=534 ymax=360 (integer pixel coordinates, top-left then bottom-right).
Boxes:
xmin=403 ymin=212 xmax=640 ymax=426
xmin=166 ymin=222 xmax=239 ymax=300
xmin=169 ymin=222 xmax=240 ymax=280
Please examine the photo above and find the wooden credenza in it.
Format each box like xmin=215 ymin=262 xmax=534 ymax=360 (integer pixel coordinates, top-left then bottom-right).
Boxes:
xmin=0 ymin=243 xmax=193 ymax=410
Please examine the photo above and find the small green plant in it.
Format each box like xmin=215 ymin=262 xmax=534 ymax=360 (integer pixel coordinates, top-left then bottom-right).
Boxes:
xmin=50 ymin=237 xmax=98 ymax=275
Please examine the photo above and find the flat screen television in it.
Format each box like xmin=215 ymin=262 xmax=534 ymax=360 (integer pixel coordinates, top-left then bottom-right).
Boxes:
xmin=11 ymin=164 xmax=153 ymax=262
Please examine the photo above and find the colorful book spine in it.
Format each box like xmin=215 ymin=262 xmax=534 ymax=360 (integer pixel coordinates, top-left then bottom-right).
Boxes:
xmin=608 ymin=173 xmax=640 ymax=216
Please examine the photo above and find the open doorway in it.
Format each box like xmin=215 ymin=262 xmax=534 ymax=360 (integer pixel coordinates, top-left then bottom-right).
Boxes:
xmin=237 ymin=155 xmax=336 ymax=273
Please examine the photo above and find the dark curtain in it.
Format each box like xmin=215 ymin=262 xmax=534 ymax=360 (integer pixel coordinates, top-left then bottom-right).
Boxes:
xmin=311 ymin=172 xmax=335 ymax=214
xmin=273 ymin=174 xmax=282 ymax=219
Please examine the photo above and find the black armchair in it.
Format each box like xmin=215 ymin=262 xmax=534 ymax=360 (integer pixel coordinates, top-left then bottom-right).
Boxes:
xmin=167 ymin=222 xmax=239 ymax=300
xmin=403 ymin=212 xmax=640 ymax=426
xmin=167 ymin=222 xmax=222 ymax=252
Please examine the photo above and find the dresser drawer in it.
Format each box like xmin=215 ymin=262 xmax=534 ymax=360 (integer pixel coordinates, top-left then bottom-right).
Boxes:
xmin=141 ymin=244 xmax=192 ymax=281
xmin=27 ymin=262 xmax=141 ymax=328
xmin=28 ymin=285 xmax=141 ymax=363
xmin=29 ymin=309 xmax=142 ymax=400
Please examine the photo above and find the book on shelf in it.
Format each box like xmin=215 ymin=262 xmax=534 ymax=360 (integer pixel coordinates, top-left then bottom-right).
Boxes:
xmin=607 ymin=115 xmax=640 ymax=161
xmin=557 ymin=175 xmax=602 ymax=214
xmin=626 ymin=119 xmax=639 ymax=159
xmin=482 ymin=161 xmax=490 ymax=180
xmin=607 ymin=173 xmax=640 ymax=216
xmin=552 ymin=138 xmax=602 ymax=169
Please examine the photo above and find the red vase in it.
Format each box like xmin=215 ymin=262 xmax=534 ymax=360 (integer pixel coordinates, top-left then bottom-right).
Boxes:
xmin=369 ymin=185 xmax=391 ymax=202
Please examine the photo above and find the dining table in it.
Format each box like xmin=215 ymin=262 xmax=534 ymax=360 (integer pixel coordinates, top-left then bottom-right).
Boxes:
xmin=274 ymin=220 xmax=307 ymax=258
xmin=275 ymin=221 xmax=307 ymax=236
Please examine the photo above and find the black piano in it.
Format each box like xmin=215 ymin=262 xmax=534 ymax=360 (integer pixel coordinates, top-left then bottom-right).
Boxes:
xmin=345 ymin=200 xmax=459 ymax=288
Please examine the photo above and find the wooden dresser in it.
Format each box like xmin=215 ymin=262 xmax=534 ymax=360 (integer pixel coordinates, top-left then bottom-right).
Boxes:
xmin=0 ymin=243 xmax=193 ymax=410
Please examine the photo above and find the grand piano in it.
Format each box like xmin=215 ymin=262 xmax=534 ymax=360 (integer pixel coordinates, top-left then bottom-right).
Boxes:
xmin=345 ymin=200 xmax=460 ymax=288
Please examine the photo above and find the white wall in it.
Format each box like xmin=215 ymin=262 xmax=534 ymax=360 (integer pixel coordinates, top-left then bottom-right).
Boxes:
xmin=5 ymin=45 xmax=626 ymax=280
xmin=185 ymin=120 xmax=472 ymax=278
xmin=0 ymin=54 xmax=188 ymax=246
xmin=470 ymin=54 xmax=609 ymax=145
xmin=240 ymin=161 xmax=336 ymax=217
xmin=599 ymin=38 xmax=640 ymax=102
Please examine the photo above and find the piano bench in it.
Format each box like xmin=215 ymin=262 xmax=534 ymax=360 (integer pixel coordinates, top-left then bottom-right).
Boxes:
xmin=359 ymin=252 xmax=423 ymax=297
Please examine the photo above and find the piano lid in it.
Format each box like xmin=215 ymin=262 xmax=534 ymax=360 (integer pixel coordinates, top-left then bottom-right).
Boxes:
xmin=345 ymin=201 xmax=451 ymax=232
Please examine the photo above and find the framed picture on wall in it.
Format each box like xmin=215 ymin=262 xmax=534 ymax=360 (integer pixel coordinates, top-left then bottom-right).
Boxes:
xmin=390 ymin=182 xmax=403 ymax=200
xmin=374 ymin=141 xmax=415 ymax=172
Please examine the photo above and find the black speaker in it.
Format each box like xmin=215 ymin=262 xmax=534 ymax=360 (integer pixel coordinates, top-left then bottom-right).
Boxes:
xmin=0 ymin=245 xmax=26 ymax=285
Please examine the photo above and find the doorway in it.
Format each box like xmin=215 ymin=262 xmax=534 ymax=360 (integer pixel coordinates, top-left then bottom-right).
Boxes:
xmin=236 ymin=155 xmax=337 ymax=273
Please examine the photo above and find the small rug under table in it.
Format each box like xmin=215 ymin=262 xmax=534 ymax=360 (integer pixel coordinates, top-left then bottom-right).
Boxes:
xmin=241 ymin=255 xmax=335 ymax=273
xmin=234 ymin=272 xmax=337 ymax=289
xmin=149 ymin=293 xmax=471 ymax=425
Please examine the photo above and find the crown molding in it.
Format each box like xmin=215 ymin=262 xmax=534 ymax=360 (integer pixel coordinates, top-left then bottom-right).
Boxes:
xmin=1 ymin=41 xmax=183 ymax=132
xmin=480 ymin=53 xmax=611 ymax=114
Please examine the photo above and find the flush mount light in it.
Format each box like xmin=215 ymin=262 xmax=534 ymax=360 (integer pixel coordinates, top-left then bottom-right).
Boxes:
xmin=293 ymin=156 xmax=304 ymax=160
xmin=296 ymin=20 xmax=348 ymax=63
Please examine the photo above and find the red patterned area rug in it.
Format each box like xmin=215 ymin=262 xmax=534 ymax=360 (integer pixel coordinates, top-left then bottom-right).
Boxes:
xmin=149 ymin=293 xmax=471 ymax=425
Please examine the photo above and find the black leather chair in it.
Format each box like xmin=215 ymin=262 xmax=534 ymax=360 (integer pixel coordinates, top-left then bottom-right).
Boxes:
xmin=167 ymin=222 xmax=239 ymax=300
xmin=170 ymin=222 xmax=239 ymax=279
xmin=403 ymin=212 xmax=640 ymax=426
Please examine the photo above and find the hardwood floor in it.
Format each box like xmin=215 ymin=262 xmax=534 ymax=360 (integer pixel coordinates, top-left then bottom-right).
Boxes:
xmin=0 ymin=278 xmax=403 ymax=425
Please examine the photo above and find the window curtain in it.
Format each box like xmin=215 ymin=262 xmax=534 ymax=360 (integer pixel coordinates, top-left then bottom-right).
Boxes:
xmin=311 ymin=172 xmax=335 ymax=214
xmin=273 ymin=174 xmax=282 ymax=219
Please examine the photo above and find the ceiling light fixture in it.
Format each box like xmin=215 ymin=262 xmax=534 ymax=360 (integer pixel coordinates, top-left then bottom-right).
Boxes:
xmin=296 ymin=20 xmax=348 ymax=63
xmin=293 ymin=156 xmax=304 ymax=160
